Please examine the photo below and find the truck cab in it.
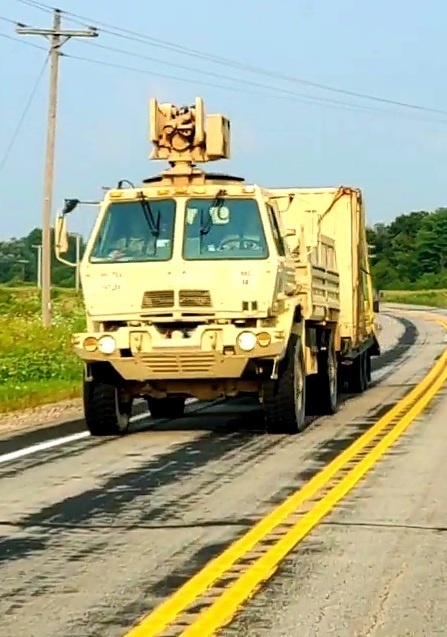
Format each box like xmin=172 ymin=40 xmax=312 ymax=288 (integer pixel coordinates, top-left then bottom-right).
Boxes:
xmin=55 ymin=98 xmax=299 ymax=436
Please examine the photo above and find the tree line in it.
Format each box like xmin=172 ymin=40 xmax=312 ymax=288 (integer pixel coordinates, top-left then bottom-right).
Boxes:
xmin=0 ymin=228 xmax=85 ymax=288
xmin=0 ymin=207 xmax=446 ymax=290
xmin=367 ymin=206 xmax=447 ymax=291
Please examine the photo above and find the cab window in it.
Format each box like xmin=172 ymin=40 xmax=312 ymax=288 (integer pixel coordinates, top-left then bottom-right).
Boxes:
xmin=183 ymin=197 xmax=269 ymax=260
xmin=89 ymin=199 xmax=176 ymax=263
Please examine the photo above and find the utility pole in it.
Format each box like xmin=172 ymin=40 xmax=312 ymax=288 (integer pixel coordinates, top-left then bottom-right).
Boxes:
xmin=32 ymin=244 xmax=42 ymax=289
xmin=16 ymin=10 xmax=97 ymax=327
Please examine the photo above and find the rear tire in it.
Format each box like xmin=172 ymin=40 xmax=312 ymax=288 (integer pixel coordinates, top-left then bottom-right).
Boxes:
xmin=83 ymin=378 xmax=131 ymax=436
xmin=146 ymin=396 xmax=186 ymax=419
xmin=262 ymin=333 xmax=306 ymax=434
xmin=365 ymin=350 xmax=372 ymax=386
xmin=306 ymin=333 xmax=338 ymax=416
xmin=318 ymin=336 xmax=339 ymax=415
xmin=349 ymin=351 xmax=367 ymax=393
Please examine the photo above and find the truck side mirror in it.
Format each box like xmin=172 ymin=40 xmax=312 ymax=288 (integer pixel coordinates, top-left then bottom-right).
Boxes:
xmin=54 ymin=215 xmax=77 ymax=268
xmin=55 ymin=216 xmax=69 ymax=254
xmin=373 ymin=299 xmax=380 ymax=313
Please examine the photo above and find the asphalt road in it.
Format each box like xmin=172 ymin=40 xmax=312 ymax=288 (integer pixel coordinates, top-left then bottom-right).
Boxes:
xmin=0 ymin=310 xmax=445 ymax=637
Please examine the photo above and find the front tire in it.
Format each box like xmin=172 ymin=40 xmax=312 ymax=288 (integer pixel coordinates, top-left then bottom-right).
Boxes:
xmin=262 ymin=333 xmax=307 ymax=434
xmin=83 ymin=378 xmax=131 ymax=436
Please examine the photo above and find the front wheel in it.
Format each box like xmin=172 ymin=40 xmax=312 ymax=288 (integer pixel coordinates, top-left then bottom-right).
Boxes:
xmin=262 ymin=333 xmax=307 ymax=434
xmin=83 ymin=378 xmax=132 ymax=436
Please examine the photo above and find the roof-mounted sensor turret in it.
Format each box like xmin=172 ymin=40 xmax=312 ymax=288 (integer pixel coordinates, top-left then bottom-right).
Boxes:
xmin=149 ymin=97 xmax=231 ymax=185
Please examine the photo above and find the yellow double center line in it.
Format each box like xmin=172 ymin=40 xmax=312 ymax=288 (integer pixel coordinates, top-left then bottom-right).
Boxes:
xmin=124 ymin=316 xmax=447 ymax=637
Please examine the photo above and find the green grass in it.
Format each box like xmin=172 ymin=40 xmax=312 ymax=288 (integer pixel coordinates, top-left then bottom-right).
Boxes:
xmin=0 ymin=379 xmax=82 ymax=414
xmin=0 ymin=284 xmax=445 ymax=416
xmin=381 ymin=289 xmax=447 ymax=308
xmin=0 ymin=286 xmax=85 ymax=414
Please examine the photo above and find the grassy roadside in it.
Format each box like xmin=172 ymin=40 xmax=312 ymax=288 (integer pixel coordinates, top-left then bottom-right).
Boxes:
xmin=0 ymin=286 xmax=84 ymax=414
xmin=0 ymin=285 xmax=445 ymax=416
xmin=381 ymin=289 xmax=447 ymax=308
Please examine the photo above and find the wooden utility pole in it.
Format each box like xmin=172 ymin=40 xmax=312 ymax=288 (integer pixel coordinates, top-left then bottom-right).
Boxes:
xmin=16 ymin=10 xmax=97 ymax=327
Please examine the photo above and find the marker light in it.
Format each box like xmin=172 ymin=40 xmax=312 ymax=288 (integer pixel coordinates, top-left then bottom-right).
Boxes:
xmin=256 ymin=332 xmax=271 ymax=347
xmin=83 ymin=337 xmax=98 ymax=352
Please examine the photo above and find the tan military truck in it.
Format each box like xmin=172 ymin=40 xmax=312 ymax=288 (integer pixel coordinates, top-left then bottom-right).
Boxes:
xmin=55 ymin=97 xmax=380 ymax=436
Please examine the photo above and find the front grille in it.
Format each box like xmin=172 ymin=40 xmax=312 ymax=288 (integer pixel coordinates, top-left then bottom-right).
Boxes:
xmin=141 ymin=290 xmax=174 ymax=309
xmin=138 ymin=352 xmax=215 ymax=374
xmin=179 ymin=289 xmax=212 ymax=308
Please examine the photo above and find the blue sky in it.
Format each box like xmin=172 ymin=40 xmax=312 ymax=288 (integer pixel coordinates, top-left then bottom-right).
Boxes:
xmin=1 ymin=0 xmax=447 ymax=241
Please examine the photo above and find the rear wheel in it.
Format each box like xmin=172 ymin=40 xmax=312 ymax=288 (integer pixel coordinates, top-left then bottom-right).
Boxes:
xmin=349 ymin=351 xmax=367 ymax=393
xmin=262 ymin=334 xmax=306 ymax=434
xmin=318 ymin=335 xmax=339 ymax=414
xmin=146 ymin=396 xmax=186 ymax=419
xmin=83 ymin=378 xmax=132 ymax=436
xmin=365 ymin=350 xmax=372 ymax=386
xmin=306 ymin=333 xmax=338 ymax=416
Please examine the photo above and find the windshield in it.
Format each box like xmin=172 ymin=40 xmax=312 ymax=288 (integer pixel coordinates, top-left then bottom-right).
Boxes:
xmin=183 ymin=197 xmax=269 ymax=260
xmin=89 ymin=199 xmax=176 ymax=263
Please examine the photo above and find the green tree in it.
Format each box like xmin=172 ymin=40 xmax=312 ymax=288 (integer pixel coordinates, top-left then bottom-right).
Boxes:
xmin=0 ymin=228 xmax=85 ymax=287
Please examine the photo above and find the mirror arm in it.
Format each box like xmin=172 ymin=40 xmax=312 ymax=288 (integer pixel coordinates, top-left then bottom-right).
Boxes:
xmin=56 ymin=253 xmax=77 ymax=268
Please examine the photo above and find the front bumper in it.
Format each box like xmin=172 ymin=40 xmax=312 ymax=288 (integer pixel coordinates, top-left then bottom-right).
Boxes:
xmin=72 ymin=324 xmax=286 ymax=381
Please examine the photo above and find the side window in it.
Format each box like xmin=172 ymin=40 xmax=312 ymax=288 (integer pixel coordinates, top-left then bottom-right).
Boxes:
xmin=266 ymin=204 xmax=286 ymax=256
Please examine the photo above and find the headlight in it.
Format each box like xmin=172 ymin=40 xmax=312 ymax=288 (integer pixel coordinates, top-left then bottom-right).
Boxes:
xmin=237 ymin=331 xmax=257 ymax=352
xmin=98 ymin=335 xmax=116 ymax=354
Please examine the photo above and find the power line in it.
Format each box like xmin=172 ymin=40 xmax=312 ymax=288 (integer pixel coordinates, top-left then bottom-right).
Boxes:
xmin=0 ymin=30 xmax=47 ymax=49
xmin=3 ymin=19 xmax=434 ymax=122
xmin=0 ymin=13 xmax=19 ymax=24
xmin=4 ymin=20 xmax=447 ymax=125
xmin=0 ymin=52 xmax=49 ymax=174
xmin=79 ymin=40 xmax=447 ymax=123
xmin=65 ymin=52 xmax=447 ymax=126
xmin=11 ymin=0 xmax=447 ymax=117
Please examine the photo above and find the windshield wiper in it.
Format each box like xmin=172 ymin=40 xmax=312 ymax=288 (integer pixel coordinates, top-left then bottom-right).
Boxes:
xmin=137 ymin=192 xmax=161 ymax=256
xmin=137 ymin=192 xmax=160 ymax=237
xmin=199 ymin=189 xmax=226 ymax=253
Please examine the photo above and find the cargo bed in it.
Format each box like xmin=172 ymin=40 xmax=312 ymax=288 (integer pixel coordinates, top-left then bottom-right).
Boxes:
xmin=268 ymin=186 xmax=379 ymax=355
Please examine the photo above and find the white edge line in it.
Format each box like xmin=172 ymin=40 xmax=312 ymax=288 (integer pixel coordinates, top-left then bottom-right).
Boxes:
xmin=0 ymin=397 xmax=199 ymax=466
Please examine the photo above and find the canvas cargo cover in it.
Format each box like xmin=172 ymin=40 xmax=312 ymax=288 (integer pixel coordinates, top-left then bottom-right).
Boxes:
xmin=269 ymin=186 xmax=375 ymax=347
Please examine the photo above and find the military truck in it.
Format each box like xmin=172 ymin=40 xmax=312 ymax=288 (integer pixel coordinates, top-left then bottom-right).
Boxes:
xmin=54 ymin=97 xmax=380 ymax=436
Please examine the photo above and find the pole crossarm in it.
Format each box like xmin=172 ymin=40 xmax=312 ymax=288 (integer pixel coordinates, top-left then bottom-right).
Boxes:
xmin=16 ymin=28 xmax=98 ymax=37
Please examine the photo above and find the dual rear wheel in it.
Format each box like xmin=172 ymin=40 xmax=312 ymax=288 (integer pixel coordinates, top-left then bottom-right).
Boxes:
xmin=343 ymin=349 xmax=371 ymax=394
xmin=262 ymin=335 xmax=372 ymax=435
